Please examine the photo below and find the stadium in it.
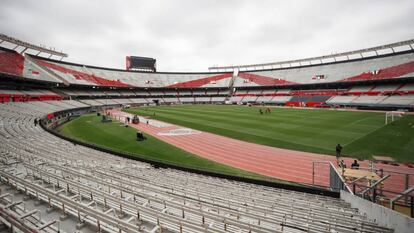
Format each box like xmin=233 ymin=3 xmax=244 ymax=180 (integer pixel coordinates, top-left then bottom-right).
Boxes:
xmin=1 ymin=2 xmax=414 ymax=233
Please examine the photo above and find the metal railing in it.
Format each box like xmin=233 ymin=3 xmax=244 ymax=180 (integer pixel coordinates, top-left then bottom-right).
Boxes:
xmin=0 ymin=33 xmax=67 ymax=58
xmin=312 ymin=161 xmax=414 ymax=218
xmin=390 ymin=186 xmax=414 ymax=218
xmin=312 ymin=161 xmax=353 ymax=193
xmin=360 ymin=175 xmax=391 ymax=201
xmin=343 ymin=169 xmax=414 ymax=218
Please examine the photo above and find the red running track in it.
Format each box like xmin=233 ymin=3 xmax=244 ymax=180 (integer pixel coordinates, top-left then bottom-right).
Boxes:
xmin=110 ymin=110 xmax=414 ymax=194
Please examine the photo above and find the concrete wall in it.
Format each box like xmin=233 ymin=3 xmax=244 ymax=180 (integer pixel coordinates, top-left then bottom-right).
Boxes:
xmin=341 ymin=190 xmax=414 ymax=233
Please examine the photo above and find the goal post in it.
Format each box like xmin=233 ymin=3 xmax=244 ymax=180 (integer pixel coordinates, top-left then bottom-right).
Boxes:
xmin=385 ymin=111 xmax=405 ymax=125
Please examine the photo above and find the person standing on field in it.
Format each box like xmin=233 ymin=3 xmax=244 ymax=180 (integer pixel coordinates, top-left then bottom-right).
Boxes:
xmin=336 ymin=143 xmax=343 ymax=164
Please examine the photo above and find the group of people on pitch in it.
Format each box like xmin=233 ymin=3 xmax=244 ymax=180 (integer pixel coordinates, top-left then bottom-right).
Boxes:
xmin=336 ymin=143 xmax=360 ymax=169
xmin=259 ymin=107 xmax=272 ymax=115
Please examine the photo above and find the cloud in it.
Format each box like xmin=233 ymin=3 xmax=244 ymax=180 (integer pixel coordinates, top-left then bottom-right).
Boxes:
xmin=1 ymin=0 xmax=413 ymax=71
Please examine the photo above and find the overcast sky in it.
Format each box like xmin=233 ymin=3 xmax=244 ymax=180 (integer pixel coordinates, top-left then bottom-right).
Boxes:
xmin=1 ymin=0 xmax=414 ymax=72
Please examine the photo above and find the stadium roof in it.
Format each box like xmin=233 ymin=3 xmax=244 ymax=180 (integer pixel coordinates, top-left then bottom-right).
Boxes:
xmin=209 ymin=39 xmax=414 ymax=72
xmin=0 ymin=33 xmax=68 ymax=59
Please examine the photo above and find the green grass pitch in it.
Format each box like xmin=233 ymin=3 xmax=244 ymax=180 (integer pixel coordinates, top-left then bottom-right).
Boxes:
xmin=124 ymin=105 xmax=414 ymax=163
xmin=57 ymin=113 xmax=282 ymax=182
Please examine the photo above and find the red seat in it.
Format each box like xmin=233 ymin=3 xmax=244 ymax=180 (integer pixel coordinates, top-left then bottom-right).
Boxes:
xmin=0 ymin=50 xmax=24 ymax=76
xmin=167 ymin=73 xmax=233 ymax=88
xmin=35 ymin=59 xmax=131 ymax=87
xmin=342 ymin=61 xmax=414 ymax=82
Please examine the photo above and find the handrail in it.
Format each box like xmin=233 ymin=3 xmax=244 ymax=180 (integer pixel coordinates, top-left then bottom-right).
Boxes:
xmin=351 ymin=175 xmax=367 ymax=184
xmin=390 ymin=186 xmax=414 ymax=210
xmin=361 ymin=175 xmax=391 ymax=196
xmin=351 ymin=175 xmax=367 ymax=194
xmin=360 ymin=175 xmax=391 ymax=203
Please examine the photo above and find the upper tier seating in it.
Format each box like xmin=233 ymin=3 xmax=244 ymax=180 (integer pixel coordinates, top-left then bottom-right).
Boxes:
xmin=166 ymin=73 xmax=233 ymax=88
xmin=237 ymin=73 xmax=298 ymax=86
xmin=28 ymin=56 xmax=233 ymax=88
xmin=32 ymin=58 xmax=131 ymax=87
xmin=1 ymin=50 xmax=410 ymax=88
xmin=233 ymin=52 xmax=414 ymax=87
xmin=0 ymin=49 xmax=24 ymax=76
xmin=22 ymin=57 xmax=64 ymax=83
xmin=343 ymin=61 xmax=414 ymax=82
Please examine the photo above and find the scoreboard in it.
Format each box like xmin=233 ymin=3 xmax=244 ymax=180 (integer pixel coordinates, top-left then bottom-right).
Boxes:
xmin=126 ymin=56 xmax=156 ymax=72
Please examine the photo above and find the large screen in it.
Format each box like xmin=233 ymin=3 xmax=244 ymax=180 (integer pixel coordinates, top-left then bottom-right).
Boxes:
xmin=126 ymin=56 xmax=156 ymax=71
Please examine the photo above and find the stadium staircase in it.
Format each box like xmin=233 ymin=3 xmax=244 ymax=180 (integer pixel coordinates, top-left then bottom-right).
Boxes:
xmin=224 ymin=69 xmax=239 ymax=102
